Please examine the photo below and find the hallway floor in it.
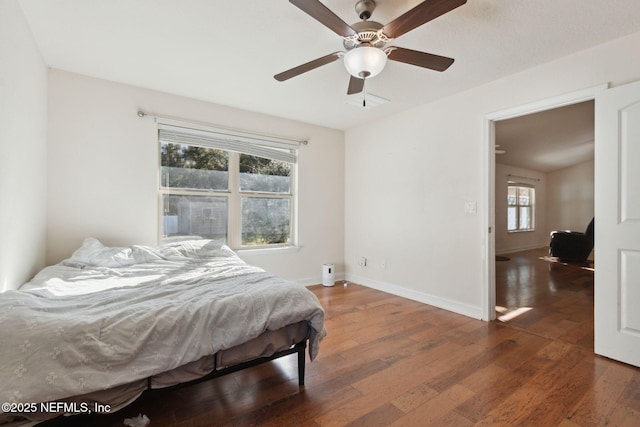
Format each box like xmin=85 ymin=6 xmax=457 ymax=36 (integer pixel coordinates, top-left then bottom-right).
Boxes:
xmin=495 ymin=247 xmax=594 ymax=350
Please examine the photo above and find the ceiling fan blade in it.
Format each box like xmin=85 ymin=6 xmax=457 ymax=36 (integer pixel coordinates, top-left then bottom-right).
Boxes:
xmin=274 ymin=52 xmax=342 ymax=82
xmin=387 ymin=47 xmax=454 ymax=72
xmin=347 ymin=76 xmax=364 ymax=95
xmin=382 ymin=0 xmax=467 ymax=39
xmin=290 ymin=0 xmax=356 ymax=37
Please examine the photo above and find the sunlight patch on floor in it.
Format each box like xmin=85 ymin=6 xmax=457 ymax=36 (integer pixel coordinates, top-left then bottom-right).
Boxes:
xmin=496 ymin=305 xmax=533 ymax=322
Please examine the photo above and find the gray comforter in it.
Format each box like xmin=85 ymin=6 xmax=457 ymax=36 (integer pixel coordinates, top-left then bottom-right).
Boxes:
xmin=0 ymin=238 xmax=325 ymax=407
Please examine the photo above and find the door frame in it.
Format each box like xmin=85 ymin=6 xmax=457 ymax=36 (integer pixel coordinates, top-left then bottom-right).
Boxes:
xmin=481 ymin=83 xmax=609 ymax=321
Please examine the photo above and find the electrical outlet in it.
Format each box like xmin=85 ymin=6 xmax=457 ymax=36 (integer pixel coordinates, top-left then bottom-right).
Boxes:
xmin=358 ymin=257 xmax=367 ymax=267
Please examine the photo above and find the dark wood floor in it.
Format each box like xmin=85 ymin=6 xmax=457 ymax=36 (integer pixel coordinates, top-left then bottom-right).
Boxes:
xmin=42 ymin=259 xmax=640 ymax=426
xmin=495 ymin=247 xmax=595 ymax=350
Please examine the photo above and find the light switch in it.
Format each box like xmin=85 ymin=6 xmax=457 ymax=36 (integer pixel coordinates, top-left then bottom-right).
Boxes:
xmin=465 ymin=201 xmax=477 ymax=213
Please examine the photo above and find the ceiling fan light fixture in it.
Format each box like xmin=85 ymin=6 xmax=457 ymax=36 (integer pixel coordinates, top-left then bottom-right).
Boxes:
xmin=344 ymin=46 xmax=387 ymax=79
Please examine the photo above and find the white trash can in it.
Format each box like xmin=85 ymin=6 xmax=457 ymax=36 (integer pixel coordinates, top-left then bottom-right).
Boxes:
xmin=322 ymin=263 xmax=335 ymax=287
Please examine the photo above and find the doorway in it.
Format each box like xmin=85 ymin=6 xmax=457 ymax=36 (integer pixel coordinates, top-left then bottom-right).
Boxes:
xmin=492 ymin=100 xmax=595 ymax=348
xmin=481 ymin=85 xmax=607 ymax=325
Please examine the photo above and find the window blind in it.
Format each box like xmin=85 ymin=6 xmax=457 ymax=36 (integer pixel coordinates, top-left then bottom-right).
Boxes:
xmin=507 ymin=181 xmax=535 ymax=188
xmin=158 ymin=123 xmax=299 ymax=164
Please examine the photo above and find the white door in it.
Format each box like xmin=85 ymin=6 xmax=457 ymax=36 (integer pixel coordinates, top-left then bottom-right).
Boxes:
xmin=594 ymin=80 xmax=640 ymax=367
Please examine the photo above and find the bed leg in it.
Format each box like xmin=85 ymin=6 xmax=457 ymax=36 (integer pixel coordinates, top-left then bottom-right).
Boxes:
xmin=297 ymin=345 xmax=305 ymax=386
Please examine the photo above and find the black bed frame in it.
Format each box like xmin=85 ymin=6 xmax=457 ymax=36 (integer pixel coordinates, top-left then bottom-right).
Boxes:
xmin=148 ymin=340 xmax=307 ymax=392
xmin=15 ymin=341 xmax=308 ymax=425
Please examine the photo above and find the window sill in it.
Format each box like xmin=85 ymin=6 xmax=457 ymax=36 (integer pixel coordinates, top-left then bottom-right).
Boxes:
xmin=235 ymin=245 xmax=301 ymax=256
xmin=507 ymin=229 xmax=536 ymax=234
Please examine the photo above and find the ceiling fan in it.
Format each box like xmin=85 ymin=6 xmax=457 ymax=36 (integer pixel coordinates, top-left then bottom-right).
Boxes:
xmin=274 ymin=0 xmax=467 ymax=98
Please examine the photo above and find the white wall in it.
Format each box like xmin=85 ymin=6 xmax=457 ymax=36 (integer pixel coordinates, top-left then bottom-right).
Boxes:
xmin=494 ymin=164 xmax=548 ymax=254
xmin=0 ymin=0 xmax=48 ymax=291
xmin=47 ymin=70 xmax=344 ymax=285
xmin=345 ymin=31 xmax=640 ymax=319
xmin=547 ymin=159 xmax=594 ymax=233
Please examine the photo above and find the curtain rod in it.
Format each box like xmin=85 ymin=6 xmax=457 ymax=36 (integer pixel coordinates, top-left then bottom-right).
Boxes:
xmin=136 ymin=110 xmax=308 ymax=146
xmin=507 ymin=174 xmax=540 ymax=182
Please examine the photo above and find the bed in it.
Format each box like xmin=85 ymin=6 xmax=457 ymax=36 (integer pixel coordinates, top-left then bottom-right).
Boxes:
xmin=0 ymin=238 xmax=326 ymax=426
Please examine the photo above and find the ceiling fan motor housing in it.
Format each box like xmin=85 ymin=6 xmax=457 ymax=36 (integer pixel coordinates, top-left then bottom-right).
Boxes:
xmin=355 ymin=0 xmax=376 ymax=20
xmin=343 ymin=21 xmax=387 ymax=51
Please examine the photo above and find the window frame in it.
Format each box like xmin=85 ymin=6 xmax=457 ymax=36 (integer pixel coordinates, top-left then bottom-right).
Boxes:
xmin=157 ymin=121 xmax=299 ymax=251
xmin=507 ymin=182 xmax=535 ymax=233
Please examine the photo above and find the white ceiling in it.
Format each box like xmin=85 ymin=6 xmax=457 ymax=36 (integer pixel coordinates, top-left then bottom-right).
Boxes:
xmin=17 ymin=0 xmax=640 ymax=131
xmin=495 ymin=100 xmax=594 ymax=173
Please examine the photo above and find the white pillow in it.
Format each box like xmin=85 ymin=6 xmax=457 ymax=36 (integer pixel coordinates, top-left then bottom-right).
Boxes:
xmin=65 ymin=237 xmax=137 ymax=267
xmin=159 ymin=239 xmax=236 ymax=259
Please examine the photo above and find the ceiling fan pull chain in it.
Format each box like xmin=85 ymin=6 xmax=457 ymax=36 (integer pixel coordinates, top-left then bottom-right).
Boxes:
xmin=363 ymin=78 xmax=367 ymax=107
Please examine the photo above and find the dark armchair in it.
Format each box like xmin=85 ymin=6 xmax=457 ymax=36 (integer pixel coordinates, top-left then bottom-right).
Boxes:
xmin=549 ymin=218 xmax=594 ymax=262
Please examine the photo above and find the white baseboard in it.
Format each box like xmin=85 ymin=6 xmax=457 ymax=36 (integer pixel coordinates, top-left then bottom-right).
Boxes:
xmin=296 ymin=272 xmax=345 ymax=287
xmin=344 ymin=274 xmax=483 ymax=320
xmin=495 ymin=244 xmax=548 ymax=255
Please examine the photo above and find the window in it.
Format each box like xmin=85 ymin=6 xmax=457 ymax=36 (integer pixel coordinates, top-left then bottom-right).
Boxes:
xmin=158 ymin=122 xmax=299 ymax=249
xmin=507 ymin=183 xmax=535 ymax=232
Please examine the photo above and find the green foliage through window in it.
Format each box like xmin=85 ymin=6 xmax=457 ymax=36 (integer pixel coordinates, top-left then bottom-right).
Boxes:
xmin=160 ymin=143 xmax=294 ymax=248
